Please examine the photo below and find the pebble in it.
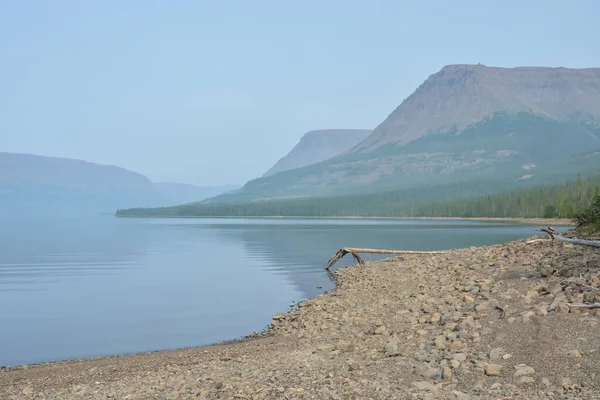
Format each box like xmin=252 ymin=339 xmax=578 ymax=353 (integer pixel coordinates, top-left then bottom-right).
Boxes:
xmin=434 ymin=336 xmax=446 ymax=350
xmin=4 ymin=238 xmax=599 ymax=400
xmin=442 ymin=367 xmax=452 ymax=380
xmin=567 ymin=349 xmax=583 ymax=358
xmin=514 ymin=366 xmax=535 ymax=377
xmin=412 ymin=381 xmax=436 ymax=391
xmin=519 ymin=376 xmax=535 ymax=384
xmin=489 ymin=347 xmax=503 ymax=361
xmin=485 ymin=364 xmax=502 ymax=376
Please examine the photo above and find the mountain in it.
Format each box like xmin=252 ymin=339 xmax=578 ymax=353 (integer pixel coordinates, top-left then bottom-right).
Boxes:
xmin=212 ymin=65 xmax=600 ymax=203
xmin=0 ymin=152 xmax=169 ymax=216
xmin=263 ymin=129 xmax=372 ymax=177
xmin=154 ymin=182 xmax=240 ymax=205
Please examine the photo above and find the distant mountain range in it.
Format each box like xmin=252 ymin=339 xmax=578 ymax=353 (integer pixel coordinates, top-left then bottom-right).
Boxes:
xmin=0 ymin=152 xmax=237 ymax=216
xmin=262 ymin=129 xmax=372 ymax=177
xmin=8 ymin=64 xmax=600 ymax=216
xmin=0 ymin=152 xmax=167 ymax=216
xmin=210 ymin=65 xmax=600 ymax=203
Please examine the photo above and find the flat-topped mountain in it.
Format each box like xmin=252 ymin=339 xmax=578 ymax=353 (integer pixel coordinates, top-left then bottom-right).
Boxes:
xmin=263 ymin=129 xmax=372 ymax=177
xmin=356 ymin=64 xmax=600 ymax=152
xmin=212 ymin=65 xmax=600 ymax=203
xmin=0 ymin=152 xmax=168 ymax=215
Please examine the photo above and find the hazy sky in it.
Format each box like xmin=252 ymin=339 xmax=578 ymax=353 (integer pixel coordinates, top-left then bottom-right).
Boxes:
xmin=2 ymin=1 xmax=599 ymax=186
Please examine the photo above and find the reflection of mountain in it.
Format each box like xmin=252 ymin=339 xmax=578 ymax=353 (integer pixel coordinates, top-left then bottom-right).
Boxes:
xmin=205 ymin=219 xmax=540 ymax=299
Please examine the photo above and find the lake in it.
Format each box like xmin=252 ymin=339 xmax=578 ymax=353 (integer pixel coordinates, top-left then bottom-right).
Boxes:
xmin=0 ymin=217 xmax=546 ymax=366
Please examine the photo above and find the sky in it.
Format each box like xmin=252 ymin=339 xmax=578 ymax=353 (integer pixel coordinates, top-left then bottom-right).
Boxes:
xmin=1 ymin=1 xmax=599 ymax=186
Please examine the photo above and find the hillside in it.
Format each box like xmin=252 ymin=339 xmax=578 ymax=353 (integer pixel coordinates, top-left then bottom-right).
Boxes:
xmin=154 ymin=182 xmax=240 ymax=205
xmin=0 ymin=152 xmax=168 ymax=216
xmin=117 ymin=174 xmax=599 ymax=219
xmin=212 ymin=65 xmax=600 ymax=203
xmin=263 ymin=129 xmax=372 ymax=177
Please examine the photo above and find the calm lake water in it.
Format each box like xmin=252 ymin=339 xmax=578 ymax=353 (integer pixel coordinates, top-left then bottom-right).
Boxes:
xmin=0 ymin=217 xmax=546 ymax=366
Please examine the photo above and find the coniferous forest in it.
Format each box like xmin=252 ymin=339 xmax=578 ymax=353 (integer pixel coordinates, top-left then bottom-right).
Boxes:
xmin=117 ymin=174 xmax=600 ymax=221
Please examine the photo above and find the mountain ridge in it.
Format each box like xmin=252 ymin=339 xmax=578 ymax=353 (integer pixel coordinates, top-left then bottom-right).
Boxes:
xmin=263 ymin=129 xmax=372 ymax=177
xmin=0 ymin=152 xmax=169 ymax=215
xmin=356 ymin=64 xmax=600 ymax=152
xmin=209 ymin=64 xmax=600 ymax=203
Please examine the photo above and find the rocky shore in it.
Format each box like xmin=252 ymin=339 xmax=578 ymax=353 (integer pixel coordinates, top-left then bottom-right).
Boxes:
xmin=1 ymin=233 xmax=599 ymax=399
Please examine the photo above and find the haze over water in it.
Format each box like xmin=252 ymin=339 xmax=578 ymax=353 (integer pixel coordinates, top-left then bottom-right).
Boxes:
xmin=0 ymin=217 xmax=546 ymax=366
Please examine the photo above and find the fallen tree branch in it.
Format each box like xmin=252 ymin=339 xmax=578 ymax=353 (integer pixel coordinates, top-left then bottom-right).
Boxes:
xmin=326 ymin=248 xmax=444 ymax=270
xmin=561 ymin=280 xmax=600 ymax=292
xmin=568 ymin=303 xmax=600 ymax=309
xmin=535 ymin=226 xmax=600 ymax=248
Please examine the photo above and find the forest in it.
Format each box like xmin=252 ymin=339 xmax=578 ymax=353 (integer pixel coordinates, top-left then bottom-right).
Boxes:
xmin=117 ymin=174 xmax=600 ymax=220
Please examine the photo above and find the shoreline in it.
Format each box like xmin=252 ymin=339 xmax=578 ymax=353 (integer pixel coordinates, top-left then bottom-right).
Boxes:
xmin=116 ymin=214 xmax=574 ymax=226
xmin=2 ymin=235 xmax=598 ymax=399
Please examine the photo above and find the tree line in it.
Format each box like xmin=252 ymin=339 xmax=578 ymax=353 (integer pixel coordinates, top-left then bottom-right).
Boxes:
xmin=117 ymin=174 xmax=600 ymax=220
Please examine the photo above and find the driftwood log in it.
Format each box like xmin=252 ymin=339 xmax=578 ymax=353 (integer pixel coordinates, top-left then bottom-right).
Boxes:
xmin=568 ymin=303 xmax=600 ymax=309
xmin=325 ymin=248 xmax=444 ymax=270
xmin=534 ymin=226 xmax=600 ymax=248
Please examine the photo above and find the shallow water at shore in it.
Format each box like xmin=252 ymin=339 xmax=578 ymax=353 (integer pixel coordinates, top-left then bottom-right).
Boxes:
xmin=0 ymin=217 xmax=552 ymax=366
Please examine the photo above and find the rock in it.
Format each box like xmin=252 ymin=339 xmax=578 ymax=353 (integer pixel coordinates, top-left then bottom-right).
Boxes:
xmin=374 ymin=326 xmax=388 ymax=335
xmin=522 ymin=311 xmax=536 ymax=319
xmin=214 ymin=381 xmax=224 ymax=390
xmin=489 ymin=348 xmax=503 ymax=361
xmin=490 ymin=382 xmax=502 ymax=390
xmin=385 ymin=339 xmax=400 ymax=356
xmin=568 ymin=349 xmax=583 ymax=358
xmin=502 ymin=353 xmax=512 ymax=360
xmin=450 ymin=359 xmax=460 ymax=369
xmin=453 ymin=353 xmax=467 ymax=362
xmin=412 ymin=381 xmax=436 ymax=391
xmin=347 ymin=359 xmax=360 ymax=371
xmin=549 ymin=283 xmax=563 ymax=296
xmin=317 ymin=345 xmax=335 ymax=353
xmin=463 ymin=294 xmax=475 ymax=304
xmin=542 ymin=378 xmax=551 ymax=387
xmin=430 ymin=313 xmax=441 ymax=323
xmin=475 ymin=302 xmax=489 ymax=312
xmin=442 ymin=367 xmax=453 ymax=380
xmin=519 ymin=376 xmax=535 ymax=384
xmin=434 ymin=336 xmax=446 ymax=350
xmin=555 ymin=302 xmax=570 ymax=313
xmin=450 ymin=340 xmax=465 ymax=351
xmin=534 ymin=305 xmax=548 ymax=316
xmin=415 ymin=364 xmax=440 ymax=379
xmin=514 ymin=366 xmax=535 ymax=377
xmin=485 ymin=364 xmax=502 ymax=376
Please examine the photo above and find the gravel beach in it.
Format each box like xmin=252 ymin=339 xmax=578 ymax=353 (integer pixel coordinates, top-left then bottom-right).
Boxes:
xmin=1 ymin=234 xmax=599 ymax=399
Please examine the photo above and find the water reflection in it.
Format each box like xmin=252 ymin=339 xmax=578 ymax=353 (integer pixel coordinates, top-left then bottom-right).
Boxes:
xmin=0 ymin=217 xmax=543 ymax=366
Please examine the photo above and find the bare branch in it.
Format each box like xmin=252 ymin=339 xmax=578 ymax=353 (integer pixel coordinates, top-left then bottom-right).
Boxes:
xmin=325 ymin=248 xmax=444 ymax=270
xmin=568 ymin=303 xmax=600 ymax=309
